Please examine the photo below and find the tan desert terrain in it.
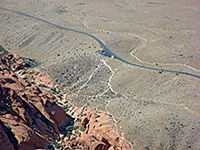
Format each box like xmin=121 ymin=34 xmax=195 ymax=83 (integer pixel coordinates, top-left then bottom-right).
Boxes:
xmin=0 ymin=0 xmax=200 ymax=149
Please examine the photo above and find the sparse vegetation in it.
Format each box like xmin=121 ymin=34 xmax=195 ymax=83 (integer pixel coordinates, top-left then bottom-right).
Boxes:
xmin=79 ymin=127 xmax=86 ymax=132
xmin=51 ymin=140 xmax=62 ymax=149
xmin=21 ymin=57 xmax=40 ymax=68
xmin=23 ymin=76 xmax=28 ymax=80
xmin=19 ymin=89 xmax=25 ymax=92
xmin=57 ymin=102 xmax=63 ymax=105
xmin=62 ymin=105 xmax=69 ymax=111
xmin=38 ymin=84 xmax=48 ymax=88
xmin=54 ymin=143 xmax=62 ymax=149
xmin=51 ymin=140 xmax=57 ymax=145
xmin=50 ymin=88 xmax=60 ymax=95
xmin=58 ymin=93 xmax=63 ymax=99
xmin=0 ymin=45 xmax=9 ymax=55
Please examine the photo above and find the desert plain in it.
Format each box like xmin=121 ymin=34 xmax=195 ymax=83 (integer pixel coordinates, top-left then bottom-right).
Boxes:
xmin=0 ymin=0 xmax=200 ymax=149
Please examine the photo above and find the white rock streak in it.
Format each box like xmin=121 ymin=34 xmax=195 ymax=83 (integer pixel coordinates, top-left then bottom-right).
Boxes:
xmin=79 ymin=63 xmax=102 ymax=90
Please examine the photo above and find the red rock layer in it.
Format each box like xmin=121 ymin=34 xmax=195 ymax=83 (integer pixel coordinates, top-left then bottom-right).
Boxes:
xmin=17 ymin=69 xmax=56 ymax=88
xmin=63 ymin=108 xmax=131 ymax=150
xmin=0 ymin=52 xmax=68 ymax=149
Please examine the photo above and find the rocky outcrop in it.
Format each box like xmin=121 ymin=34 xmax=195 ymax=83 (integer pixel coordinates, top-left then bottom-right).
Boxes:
xmin=0 ymin=51 xmax=68 ymax=149
xmin=0 ymin=53 xmax=28 ymax=72
xmin=63 ymin=108 xmax=131 ymax=150
xmin=17 ymin=69 xmax=56 ymax=88
xmin=0 ymin=123 xmax=15 ymax=150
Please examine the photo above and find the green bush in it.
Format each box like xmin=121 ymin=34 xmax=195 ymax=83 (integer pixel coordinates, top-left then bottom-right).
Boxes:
xmin=66 ymin=126 xmax=73 ymax=131
xmin=79 ymin=127 xmax=86 ymax=132
xmin=54 ymin=143 xmax=62 ymax=149
xmin=38 ymin=84 xmax=48 ymax=88
xmin=62 ymin=105 xmax=68 ymax=110
xmin=23 ymin=76 xmax=28 ymax=80
xmin=21 ymin=57 xmax=40 ymax=68
xmin=0 ymin=45 xmax=9 ymax=55
xmin=51 ymin=140 xmax=57 ymax=145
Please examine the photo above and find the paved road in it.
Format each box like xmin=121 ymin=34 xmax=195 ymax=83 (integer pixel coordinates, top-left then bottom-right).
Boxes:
xmin=1 ymin=7 xmax=200 ymax=79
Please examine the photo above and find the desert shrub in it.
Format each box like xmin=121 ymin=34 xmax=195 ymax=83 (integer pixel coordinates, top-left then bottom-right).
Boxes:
xmin=38 ymin=84 xmax=48 ymax=88
xmin=0 ymin=45 xmax=9 ymax=55
xmin=79 ymin=127 xmax=86 ymax=132
xmin=21 ymin=57 xmax=40 ymax=68
xmin=54 ymin=143 xmax=62 ymax=149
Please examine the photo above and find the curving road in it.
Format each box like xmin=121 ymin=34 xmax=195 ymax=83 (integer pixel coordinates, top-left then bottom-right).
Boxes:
xmin=1 ymin=7 xmax=200 ymax=79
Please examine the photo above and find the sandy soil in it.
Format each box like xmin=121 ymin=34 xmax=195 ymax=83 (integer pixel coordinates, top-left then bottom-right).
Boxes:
xmin=0 ymin=0 xmax=200 ymax=149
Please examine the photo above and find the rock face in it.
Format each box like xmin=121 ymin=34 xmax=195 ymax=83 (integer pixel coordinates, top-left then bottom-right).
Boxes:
xmin=17 ymin=69 xmax=56 ymax=88
xmin=0 ymin=50 xmax=131 ymax=150
xmin=0 ymin=123 xmax=15 ymax=150
xmin=0 ymin=52 xmax=68 ymax=149
xmin=63 ymin=108 xmax=131 ymax=150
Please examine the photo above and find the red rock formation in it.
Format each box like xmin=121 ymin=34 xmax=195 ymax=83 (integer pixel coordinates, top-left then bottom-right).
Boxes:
xmin=0 ymin=123 xmax=15 ymax=150
xmin=0 ymin=52 xmax=68 ymax=149
xmin=63 ymin=108 xmax=131 ymax=150
xmin=17 ymin=69 xmax=56 ymax=88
